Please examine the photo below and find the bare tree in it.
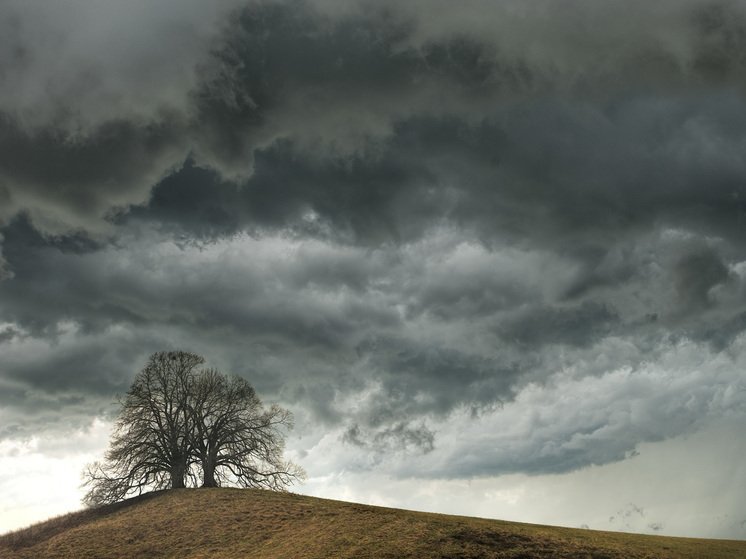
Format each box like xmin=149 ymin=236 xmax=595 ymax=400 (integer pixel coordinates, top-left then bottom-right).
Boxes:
xmin=190 ymin=368 xmax=304 ymax=489
xmin=82 ymin=351 xmax=204 ymax=506
xmin=82 ymin=351 xmax=304 ymax=507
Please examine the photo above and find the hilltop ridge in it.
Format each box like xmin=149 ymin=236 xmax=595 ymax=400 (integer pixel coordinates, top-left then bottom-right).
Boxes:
xmin=1 ymin=488 xmax=744 ymax=558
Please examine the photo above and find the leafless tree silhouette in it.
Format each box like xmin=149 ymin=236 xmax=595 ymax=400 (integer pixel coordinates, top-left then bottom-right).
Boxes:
xmin=191 ymin=367 xmax=303 ymax=489
xmin=82 ymin=351 xmax=304 ymax=507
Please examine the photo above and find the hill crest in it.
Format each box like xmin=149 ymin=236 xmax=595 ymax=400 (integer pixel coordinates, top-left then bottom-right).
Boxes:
xmin=1 ymin=488 xmax=745 ymax=558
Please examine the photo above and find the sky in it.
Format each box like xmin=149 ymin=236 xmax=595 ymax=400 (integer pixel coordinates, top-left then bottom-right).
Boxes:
xmin=1 ymin=0 xmax=746 ymax=540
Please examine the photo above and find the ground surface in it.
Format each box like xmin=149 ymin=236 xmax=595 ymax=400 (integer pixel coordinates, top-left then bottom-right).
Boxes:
xmin=1 ymin=488 xmax=745 ymax=558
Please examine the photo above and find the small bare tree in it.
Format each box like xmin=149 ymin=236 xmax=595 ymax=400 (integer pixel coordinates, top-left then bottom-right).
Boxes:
xmin=82 ymin=351 xmax=304 ymax=507
xmin=191 ymin=368 xmax=304 ymax=489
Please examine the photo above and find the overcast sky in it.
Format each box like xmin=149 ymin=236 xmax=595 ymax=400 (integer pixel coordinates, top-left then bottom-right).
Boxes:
xmin=2 ymin=0 xmax=746 ymax=540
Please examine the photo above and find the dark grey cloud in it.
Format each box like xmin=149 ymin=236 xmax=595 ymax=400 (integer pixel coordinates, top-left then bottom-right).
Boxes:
xmin=0 ymin=0 xmax=247 ymax=127
xmin=0 ymin=0 xmax=249 ymax=236
xmin=343 ymin=421 xmax=435 ymax=454
xmin=120 ymin=92 xmax=746 ymax=254
xmin=673 ymin=244 xmax=732 ymax=313
xmin=355 ymin=338 xmax=523 ymax=421
xmin=3 ymin=0 xmax=746 ymax=246
xmin=0 ymin=114 xmax=187 ymax=238
xmin=497 ymin=301 xmax=619 ymax=349
xmin=0 ymin=322 xmax=160 ymax=439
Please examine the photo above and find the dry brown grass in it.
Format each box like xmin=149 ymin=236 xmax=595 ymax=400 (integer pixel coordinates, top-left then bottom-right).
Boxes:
xmin=1 ymin=488 xmax=744 ymax=558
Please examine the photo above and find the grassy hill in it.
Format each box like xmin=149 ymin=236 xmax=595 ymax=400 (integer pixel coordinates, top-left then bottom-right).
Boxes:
xmin=1 ymin=489 xmax=744 ymax=558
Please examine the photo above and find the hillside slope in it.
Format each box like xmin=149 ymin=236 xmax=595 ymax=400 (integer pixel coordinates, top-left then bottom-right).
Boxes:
xmin=1 ymin=488 xmax=744 ymax=558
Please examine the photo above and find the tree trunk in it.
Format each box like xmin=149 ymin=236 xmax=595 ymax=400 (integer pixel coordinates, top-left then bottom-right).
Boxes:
xmin=202 ymin=447 xmax=219 ymax=487
xmin=202 ymin=459 xmax=218 ymax=487
xmin=170 ymin=461 xmax=187 ymax=488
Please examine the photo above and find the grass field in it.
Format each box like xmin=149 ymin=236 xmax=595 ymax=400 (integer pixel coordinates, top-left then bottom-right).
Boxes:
xmin=1 ymin=488 xmax=744 ymax=558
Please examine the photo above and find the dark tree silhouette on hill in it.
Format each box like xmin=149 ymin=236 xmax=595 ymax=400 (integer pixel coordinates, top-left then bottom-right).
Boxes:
xmin=191 ymin=367 xmax=299 ymax=489
xmin=82 ymin=351 xmax=304 ymax=507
